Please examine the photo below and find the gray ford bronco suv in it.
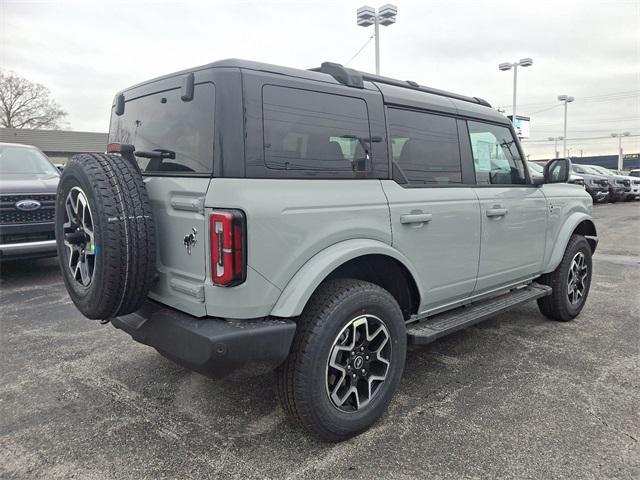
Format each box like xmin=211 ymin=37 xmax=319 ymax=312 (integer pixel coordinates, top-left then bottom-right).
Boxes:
xmin=56 ymin=59 xmax=597 ymax=441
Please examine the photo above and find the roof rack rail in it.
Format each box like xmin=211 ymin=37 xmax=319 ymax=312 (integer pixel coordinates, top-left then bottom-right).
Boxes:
xmin=312 ymin=62 xmax=491 ymax=108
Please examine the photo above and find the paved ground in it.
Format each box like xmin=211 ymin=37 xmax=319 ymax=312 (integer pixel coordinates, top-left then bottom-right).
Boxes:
xmin=1 ymin=202 xmax=638 ymax=479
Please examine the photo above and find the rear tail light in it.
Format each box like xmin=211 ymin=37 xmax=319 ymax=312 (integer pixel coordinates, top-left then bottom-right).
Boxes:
xmin=210 ymin=210 xmax=246 ymax=286
xmin=106 ymin=143 xmax=135 ymax=155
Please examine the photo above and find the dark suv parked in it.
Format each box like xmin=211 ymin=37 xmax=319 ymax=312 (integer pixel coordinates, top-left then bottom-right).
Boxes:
xmin=571 ymin=164 xmax=610 ymax=203
xmin=0 ymin=143 xmax=59 ymax=260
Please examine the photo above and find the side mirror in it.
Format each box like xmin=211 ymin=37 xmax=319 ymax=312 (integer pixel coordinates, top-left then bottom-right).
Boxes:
xmin=544 ymin=158 xmax=571 ymax=184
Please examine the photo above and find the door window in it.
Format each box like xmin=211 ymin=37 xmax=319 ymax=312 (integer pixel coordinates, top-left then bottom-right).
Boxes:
xmin=262 ymin=86 xmax=371 ymax=176
xmin=467 ymin=121 xmax=527 ymax=185
xmin=388 ymin=108 xmax=462 ymax=185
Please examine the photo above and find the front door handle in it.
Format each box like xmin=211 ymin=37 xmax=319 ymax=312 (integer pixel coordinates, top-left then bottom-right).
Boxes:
xmin=486 ymin=208 xmax=509 ymax=217
xmin=400 ymin=213 xmax=433 ymax=224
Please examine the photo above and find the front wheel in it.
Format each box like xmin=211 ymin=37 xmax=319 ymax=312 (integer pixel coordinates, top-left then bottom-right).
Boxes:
xmin=537 ymin=235 xmax=593 ymax=321
xmin=276 ymin=278 xmax=406 ymax=442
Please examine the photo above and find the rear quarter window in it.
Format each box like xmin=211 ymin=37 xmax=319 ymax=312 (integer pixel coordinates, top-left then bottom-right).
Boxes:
xmin=262 ymin=85 xmax=372 ymax=177
xmin=109 ymin=83 xmax=215 ymax=174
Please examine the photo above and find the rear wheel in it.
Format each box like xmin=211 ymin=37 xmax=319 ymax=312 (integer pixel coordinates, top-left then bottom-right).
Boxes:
xmin=537 ymin=235 xmax=592 ymax=321
xmin=276 ymin=278 xmax=406 ymax=442
xmin=56 ymin=153 xmax=156 ymax=319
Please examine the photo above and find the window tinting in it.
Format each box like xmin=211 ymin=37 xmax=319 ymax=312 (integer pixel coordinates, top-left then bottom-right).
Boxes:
xmin=108 ymin=83 xmax=215 ymax=174
xmin=388 ymin=109 xmax=462 ymax=185
xmin=262 ymin=86 xmax=371 ymax=174
xmin=467 ymin=121 xmax=527 ymax=185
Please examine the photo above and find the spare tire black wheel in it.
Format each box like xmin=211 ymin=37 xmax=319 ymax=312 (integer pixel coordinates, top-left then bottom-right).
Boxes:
xmin=55 ymin=153 xmax=156 ymax=320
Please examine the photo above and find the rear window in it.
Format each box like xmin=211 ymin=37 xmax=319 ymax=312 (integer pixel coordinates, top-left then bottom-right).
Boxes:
xmin=262 ymin=85 xmax=371 ymax=176
xmin=109 ymin=83 xmax=215 ymax=174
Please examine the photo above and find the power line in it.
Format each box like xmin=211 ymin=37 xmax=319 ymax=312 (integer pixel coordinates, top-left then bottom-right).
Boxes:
xmin=345 ymin=34 xmax=375 ymax=66
xmin=523 ymin=134 xmax=640 ymax=143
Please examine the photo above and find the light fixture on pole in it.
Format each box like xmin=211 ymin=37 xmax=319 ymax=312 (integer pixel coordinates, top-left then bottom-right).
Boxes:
xmin=498 ymin=58 xmax=533 ymax=127
xmin=611 ymin=131 xmax=631 ymax=170
xmin=548 ymin=136 xmax=564 ymax=159
xmin=357 ymin=4 xmax=398 ymax=75
xmin=558 ymin=95 xmax=575 ymax=158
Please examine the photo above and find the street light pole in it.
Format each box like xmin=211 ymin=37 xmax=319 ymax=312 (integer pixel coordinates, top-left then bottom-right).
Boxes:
xmin=611 ymin=131 xmax=631 ymax=169
xmin=374 ymin=16 xmax=380 ymax=74
xmin=357 ymin=5 xmax=398 ymax=75
xmin=558 ymin=95 xmax=575 ymax=157
xmin=548 ymin=136 xmax=564 ymax=159
xmin=499 ymin=58 xmax=533 ymax=128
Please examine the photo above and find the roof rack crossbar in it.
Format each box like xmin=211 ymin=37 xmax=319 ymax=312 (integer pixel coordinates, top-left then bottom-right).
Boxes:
xmin=313 ymin=62 xmax=491 ymax=108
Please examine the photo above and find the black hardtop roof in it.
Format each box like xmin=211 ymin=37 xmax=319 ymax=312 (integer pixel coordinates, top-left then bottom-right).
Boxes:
xmin=116 ymin=58 xmax=507 ymax=123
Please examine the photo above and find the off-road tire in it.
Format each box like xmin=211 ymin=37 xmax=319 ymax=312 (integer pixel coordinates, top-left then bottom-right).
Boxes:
xmin=275 ymin=278 xmax=406 ymax=442
xmin=55 ymin=153 xmax=156 ymax=319
xmin=537 ymin=235 xmax=592 ymax=321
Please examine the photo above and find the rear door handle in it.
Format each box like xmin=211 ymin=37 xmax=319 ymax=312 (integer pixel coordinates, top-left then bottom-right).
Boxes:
xmin=400 ymin=213 xmax=433 ymax=224
xmin=486 ymin=208 xmax=509 ymax=217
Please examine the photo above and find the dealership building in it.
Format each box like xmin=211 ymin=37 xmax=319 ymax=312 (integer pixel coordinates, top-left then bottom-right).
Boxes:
xmin=0 ymin=128 xmax=108 ymax=164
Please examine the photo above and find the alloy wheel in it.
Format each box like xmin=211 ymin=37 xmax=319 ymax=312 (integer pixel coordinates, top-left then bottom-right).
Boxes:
xmin=62 ymin=187 xmax=96 ymax=287
xmin=325 ymin=314 xmax=391 ymax=412
xmin=567 ymin=251 xmax=588 ymax=305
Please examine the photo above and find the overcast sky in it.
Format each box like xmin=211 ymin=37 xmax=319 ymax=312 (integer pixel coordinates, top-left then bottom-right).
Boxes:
xmin=1 ymin=0 xmax=638 ymax=159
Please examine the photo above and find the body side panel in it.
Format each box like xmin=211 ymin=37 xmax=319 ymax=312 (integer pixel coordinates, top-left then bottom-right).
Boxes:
xmin=203 ymin=178 xmax=392 ymax=317
xmin=270 ymin=238 xmax=422 ymax=318
xmin=539 ymin=183 xmax=594 ymax=273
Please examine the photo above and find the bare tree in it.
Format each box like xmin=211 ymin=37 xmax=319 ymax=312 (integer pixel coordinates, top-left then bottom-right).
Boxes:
xmin=0 ymin=71 xmax=68 ymax=129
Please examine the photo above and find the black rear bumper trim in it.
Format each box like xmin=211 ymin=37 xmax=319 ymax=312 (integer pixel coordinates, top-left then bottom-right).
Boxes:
xmin=111 ymin=300 xmax=296 ymax=378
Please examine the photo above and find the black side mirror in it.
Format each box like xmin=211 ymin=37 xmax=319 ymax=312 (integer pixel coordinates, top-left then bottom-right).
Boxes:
xmin=544 ymin=158 xmax=571 ymax=184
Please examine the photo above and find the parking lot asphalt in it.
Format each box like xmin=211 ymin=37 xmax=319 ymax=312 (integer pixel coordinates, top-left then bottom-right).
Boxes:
xmin=1 ymin=202 xmax=639 ymax=480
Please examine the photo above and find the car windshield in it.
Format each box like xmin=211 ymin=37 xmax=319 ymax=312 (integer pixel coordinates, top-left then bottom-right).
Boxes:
xmin=590 ymin=166 xmax=614 ymax=176
xmin=630 ymin=171 xmax=640 ymax=177
xmin=581 ymin=165 xmax=604 ymax=175
xmin=527 ymin=162 xmax=543 ymax=173
xmin=0 ymin=145 xmax=59 ymax=177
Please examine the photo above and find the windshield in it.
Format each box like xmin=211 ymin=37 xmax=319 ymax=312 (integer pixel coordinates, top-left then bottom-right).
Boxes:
xmin=0 ymin=145 xmax=59 ymax=177
xmin=590 ymin=165 xmax=614 ymax=176
xmin=581 ymin=165 xmax=602 ymax=175
xmin=527 ymin=162 xmax=543 ymax=173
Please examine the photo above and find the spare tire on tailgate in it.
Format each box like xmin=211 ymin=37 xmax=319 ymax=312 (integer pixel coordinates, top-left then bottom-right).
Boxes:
xmin=55 ymin=153 xmax=156 ymax=320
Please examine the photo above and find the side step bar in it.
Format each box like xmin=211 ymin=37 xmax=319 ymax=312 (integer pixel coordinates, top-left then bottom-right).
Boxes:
xmin=407 ymin=283 xmax=552 ymax=345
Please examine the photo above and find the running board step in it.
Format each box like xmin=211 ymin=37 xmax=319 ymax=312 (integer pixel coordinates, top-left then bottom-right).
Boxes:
xmin=407 ymin=283 xmax=552 ymax=345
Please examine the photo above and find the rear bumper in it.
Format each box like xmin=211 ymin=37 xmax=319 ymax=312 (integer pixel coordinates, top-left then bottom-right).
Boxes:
xmin=111 ymin=300 xmax=296 ymax=378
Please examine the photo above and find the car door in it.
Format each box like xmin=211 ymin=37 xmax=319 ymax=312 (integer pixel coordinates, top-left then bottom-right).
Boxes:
xmin=464 ymin=120 xmax=547 ymax=293
xmin=381 ymin=108 xmax=481 ymax=313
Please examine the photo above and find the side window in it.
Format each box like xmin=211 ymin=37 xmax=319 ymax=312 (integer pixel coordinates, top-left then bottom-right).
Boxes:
xmin=467 ymin=121 xmax=527 ymax=185
xmin=262 ymin=85 xmax=371 ymax=175
xmin=388 ymin=108 xmax=462 ymax=185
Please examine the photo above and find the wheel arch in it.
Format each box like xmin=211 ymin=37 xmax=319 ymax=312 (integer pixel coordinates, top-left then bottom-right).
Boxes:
xmin=542 ymin=214 xmax=598 ymax=274
xmin=270 ymin=239 xmax=422 ymax=319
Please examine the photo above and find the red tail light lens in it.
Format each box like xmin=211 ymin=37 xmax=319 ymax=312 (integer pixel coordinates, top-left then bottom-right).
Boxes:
xmin=107 ymin=143 xmax=136 ymax=155
xmin=210 ymin=210 xmax=246 ymax=286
